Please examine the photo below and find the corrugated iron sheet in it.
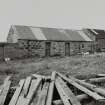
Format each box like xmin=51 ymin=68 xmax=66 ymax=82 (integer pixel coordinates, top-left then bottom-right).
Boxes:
xmin=15 ymin=26 xmax=36 ymax=40
xmin=13 ymin=25 xmax=92 ymax=41
xmin=41 ymin=28 xmax=69 ymax=40
xmin=77 ymin=30 xmax=92 ymax=41
xmin=30 ymin=27 xmax=47 ymax=40
xmin=91 ymin=29 xmax=98 ymax=35
xmin=86 ymin=29 xmax=105 ymax=39
xmin=65 ymin=30 xmax=86 ymax=41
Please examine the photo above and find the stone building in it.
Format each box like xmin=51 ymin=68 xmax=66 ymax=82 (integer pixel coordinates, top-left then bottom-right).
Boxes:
xmin=83 ymin=29 xmax=105 ymax=52
xmin=7 ymin=25 xmax=92 ymax=57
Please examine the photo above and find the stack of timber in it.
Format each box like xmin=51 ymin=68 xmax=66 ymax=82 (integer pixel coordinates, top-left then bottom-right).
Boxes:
xmin=1 ymin=72 xmax=105 ymax=105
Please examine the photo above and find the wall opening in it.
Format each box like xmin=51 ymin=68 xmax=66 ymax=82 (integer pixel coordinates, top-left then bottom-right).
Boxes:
xmin=65 ymin=42 xmax=70 ymax=56
xmin=45 ymin=42 xmax=51 ymax=56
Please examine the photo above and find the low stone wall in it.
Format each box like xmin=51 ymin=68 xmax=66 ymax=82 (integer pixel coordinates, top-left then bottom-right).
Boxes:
xmin=4 ymin=44 xmax=28 ymax=59
xmin=0 ymin=43 xmax=28 ymax=61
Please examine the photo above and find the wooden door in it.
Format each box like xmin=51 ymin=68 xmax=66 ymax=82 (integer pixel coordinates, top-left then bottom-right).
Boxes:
xmin=45 ymin=42 xmax=51 ymax=56
xmin=65 ymin=43 xmax=70 ymax=56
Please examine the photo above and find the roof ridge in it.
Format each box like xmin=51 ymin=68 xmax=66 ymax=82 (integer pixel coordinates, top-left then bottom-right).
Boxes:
xmin=12 ymin=25 xmax=80 ymax=31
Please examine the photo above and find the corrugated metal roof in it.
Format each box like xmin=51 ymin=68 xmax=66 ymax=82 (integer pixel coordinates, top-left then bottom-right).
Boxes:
xmin=15 ymin=26 xmax=36 ymax=40
xmin=77 ymin=30 xmax=92 ymax=41
xmin=86 ymin=29 xmax=105 ymax=39
xmin=91 ymin=29 xmax=98 ymax=35
xmin=30 ymin=27 xmax=47 ymax=40
xmin=65 ymin=30 xmax=86 ymax=41
xmin=41 ymin=28 xmax=69 ymax=40
xmin=13 ymin=25 xmax=92 ymax=41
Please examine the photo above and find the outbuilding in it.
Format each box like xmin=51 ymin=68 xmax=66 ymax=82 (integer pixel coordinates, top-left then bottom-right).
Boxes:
xmin=7 ymin=25 xmax=93 ymax=57
xmin=83 ymin=29 xmax=105 ymax=52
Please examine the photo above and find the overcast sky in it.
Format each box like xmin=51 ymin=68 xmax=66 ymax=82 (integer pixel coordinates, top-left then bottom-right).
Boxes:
xmin=0 ymin=0 xmax=105 ymax=42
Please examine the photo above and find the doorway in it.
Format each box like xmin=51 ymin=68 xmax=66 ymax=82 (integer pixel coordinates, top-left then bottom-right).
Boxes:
xmin=45 ymin=42 xmax=51 ymax=56
xmin=65 ymin=42 xmax=70 ymax=56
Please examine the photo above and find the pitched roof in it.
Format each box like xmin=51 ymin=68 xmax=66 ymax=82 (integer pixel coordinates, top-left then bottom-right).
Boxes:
xmin=11 ymin=25 xmax=92 ymax=41
xmin=86 ymin=29 xmax=105 ymax=38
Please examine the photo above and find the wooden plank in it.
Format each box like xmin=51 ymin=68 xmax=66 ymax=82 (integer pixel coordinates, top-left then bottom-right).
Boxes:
xmin=70 ymin=76 xmax=105 ymax=97
xmin=9 ymin=79 xmax=25 ymax=105
xmin=53 ymin=94 xmax=90 ymax=105
xmin=0 ymin=80 xmax=11 ymax=105
xmin=56 ymin=77 xmax=81 ymax=105
xmin=2 ymin=76 xmax=11 ymax=89
xmin=76 ymin=94 xmax=89 ymax=101
xmin=0 ymin=76 xmax=11 ymax=95
xmin=4 ymin=76 xmax=11 ymax=82
xmin=25 ymin=78 xmax=42 ymax=105
xmin=83 ymin=77 xmax=105 ymax=83
xmin=55 ymin=78 xmax=72 ymax=105
xmin=16 ymin=79 xmax=38 ymax=105
xmin=57 ymin=72 xmax=105 ymax=101
xmin=23 ymin=76 xmax=32 ymax=97
xmin=32 ymin=74 xmax=43 ymax=78
xmin=97 ymin=74 xmax=105 ymax=77
xmin=46 ymin=71 xmax=56 ymax=105
xmin=53 ymin=100 xmax=63 ymax=105
xmin=16 ymin=77 xmax=32 ymax=105
xmin=32 ymin=74 xmax=50 ymax=80
xmin=31 ymin=82 xmax=42 ymax=105
xmin=0 ymin=85 xmax=3 ymax=95
xmin=36 ymin=82 xmax=49 ymax=105
xmin=16 ymin=96 xmax=26 ymax=105
xmin=27 ymin=78 xmax=42 ymax=99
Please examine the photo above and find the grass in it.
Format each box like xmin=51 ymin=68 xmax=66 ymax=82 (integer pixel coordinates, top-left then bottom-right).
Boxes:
xmin=1 ymin=53 xmax=105 ymax=86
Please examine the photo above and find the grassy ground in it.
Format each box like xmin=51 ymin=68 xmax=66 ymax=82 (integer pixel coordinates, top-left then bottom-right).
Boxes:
xmin=1 ymin=53 xmax=105 ymax=85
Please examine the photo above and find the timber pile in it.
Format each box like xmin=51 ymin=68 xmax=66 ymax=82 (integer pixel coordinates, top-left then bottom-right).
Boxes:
xmin=1 ymin=72 xmax=105 ymax=105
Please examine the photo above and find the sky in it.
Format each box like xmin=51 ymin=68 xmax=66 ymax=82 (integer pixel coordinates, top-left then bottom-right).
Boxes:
xmin=0 ymin=0 xmax=105 ymax=42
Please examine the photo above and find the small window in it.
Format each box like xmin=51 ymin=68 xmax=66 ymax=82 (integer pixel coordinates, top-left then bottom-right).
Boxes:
xmin=81 ymin=44 xmax=84 ymax=48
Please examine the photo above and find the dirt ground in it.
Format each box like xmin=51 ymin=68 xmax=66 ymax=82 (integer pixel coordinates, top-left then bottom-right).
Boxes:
xmin=1 ymin=53 xmax=105 ymax=85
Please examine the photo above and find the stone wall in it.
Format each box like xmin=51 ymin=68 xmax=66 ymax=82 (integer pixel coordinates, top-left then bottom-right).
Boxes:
xmin=96 ymin=39 xmax=105 ymax=52
xmin=18 ymin=40 xmax=45 ymax=57
xmin=4 ymin=44 xmax=28 ymax=59
xmin=51 ymin=41 xmax=65 ymax=56
xmin=0 ymin=40 xmax=93 ymax=61
xmin=18 ymin=40 xmax=92 ymax=57
xmin=0 ymin=43 xmax=28 ymax=61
